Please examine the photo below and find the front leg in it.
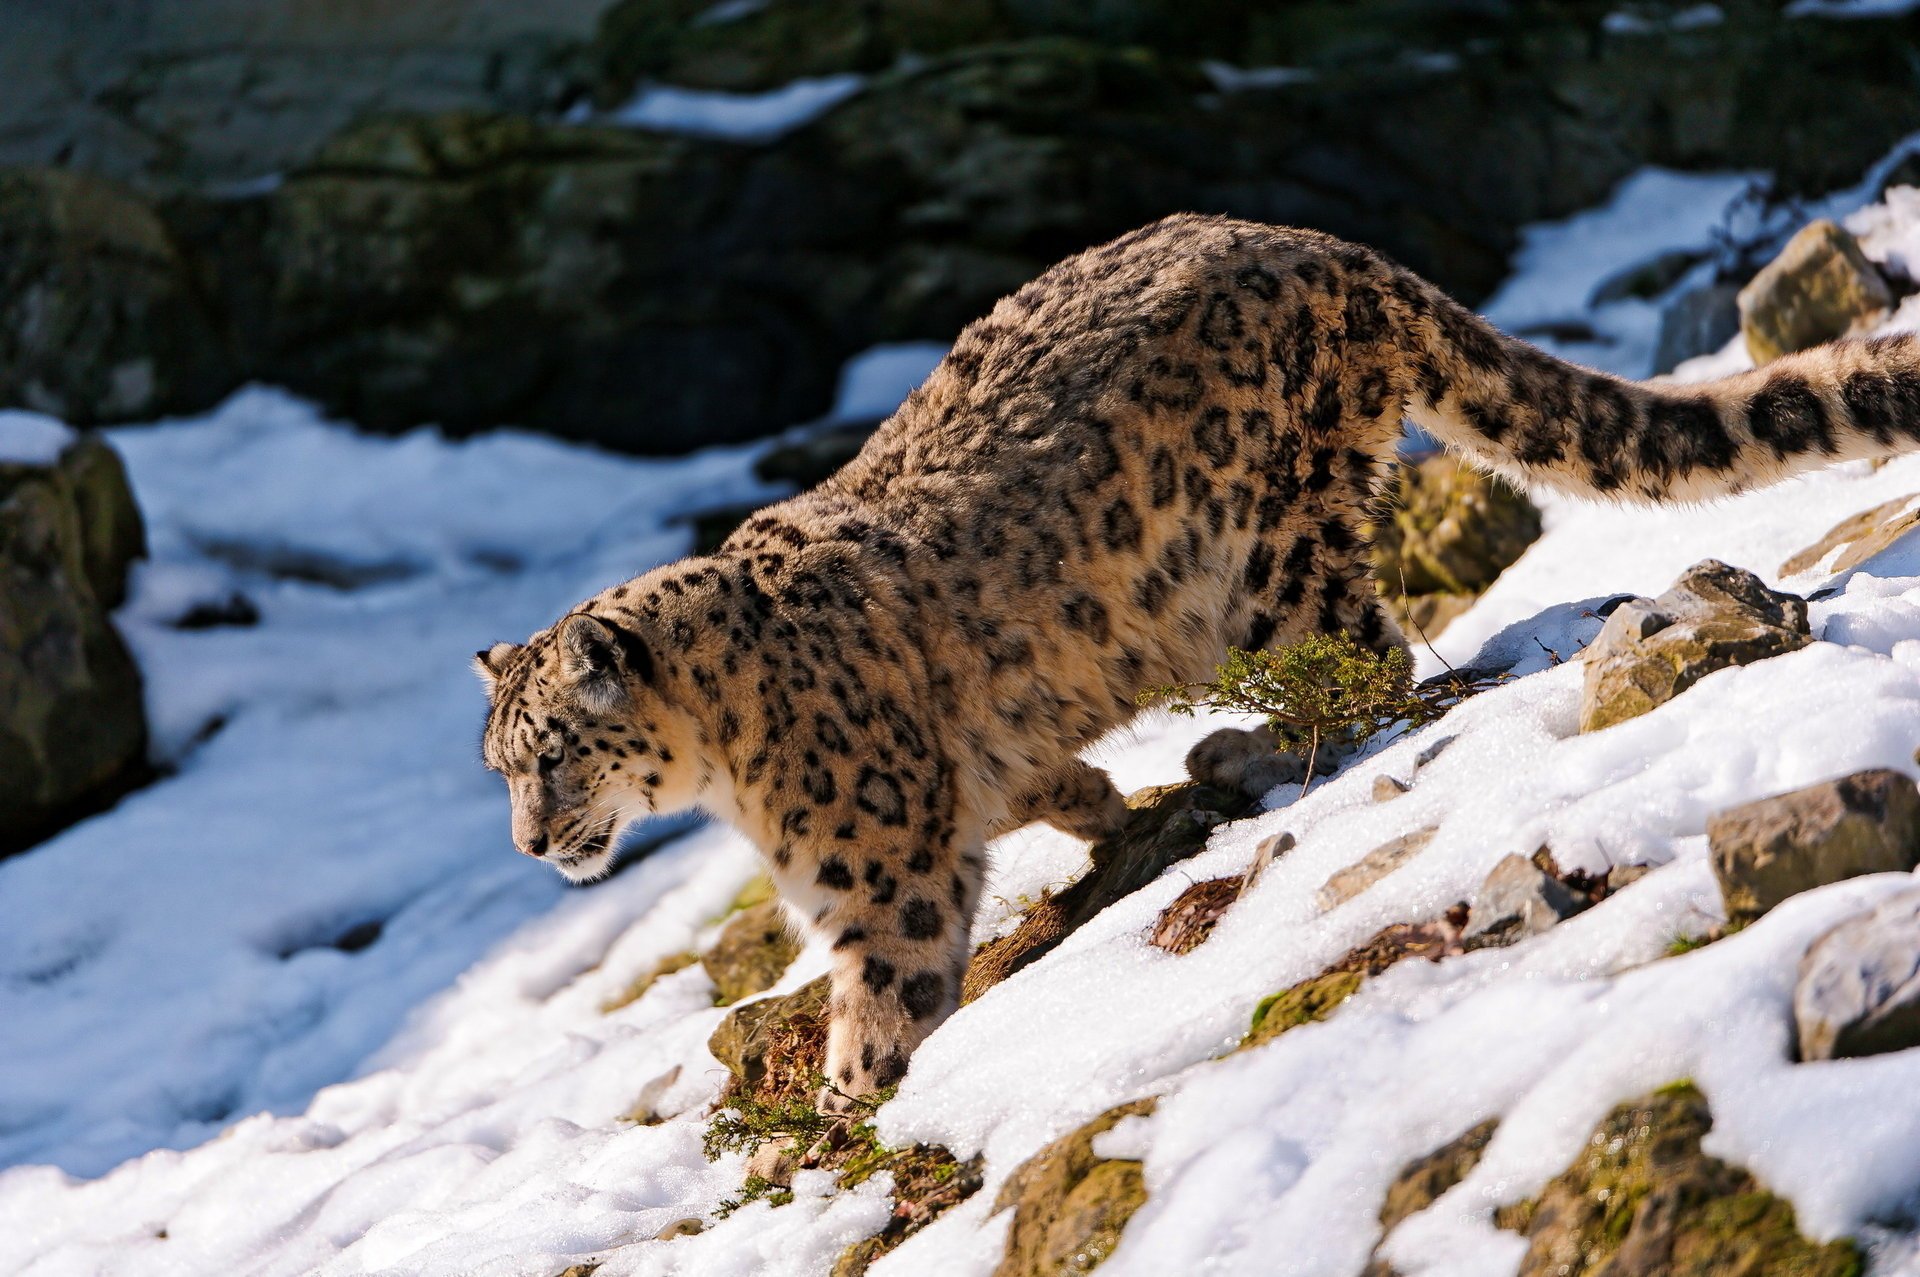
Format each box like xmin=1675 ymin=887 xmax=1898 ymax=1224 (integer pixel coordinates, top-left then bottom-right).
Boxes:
xmin=789 ymin=829 xmax=983 ymax=1110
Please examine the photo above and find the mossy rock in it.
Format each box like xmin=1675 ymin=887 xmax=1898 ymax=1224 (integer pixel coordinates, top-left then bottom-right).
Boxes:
xmin=1371 ymin=455 xmax=1541 ymax=599
xmin=0 ymin=431 xmax=150 ymax=857
xmin=703 ymin=898 xmax=802 ymax=1006
xmin=992 ymin=1098 xmax=1156 ymax=1277
xmin=708 ymin=975 xmax=831 ymax=1105
xmin=1497 ymin=1083 xmax=1861 ymax=1276
xmin=1243 ymin=969 xmax=1362 ymax=1050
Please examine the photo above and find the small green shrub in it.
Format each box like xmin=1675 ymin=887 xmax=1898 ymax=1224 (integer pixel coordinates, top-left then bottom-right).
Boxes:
xmin=1140 ymin=634 xmax=1499 ymax=776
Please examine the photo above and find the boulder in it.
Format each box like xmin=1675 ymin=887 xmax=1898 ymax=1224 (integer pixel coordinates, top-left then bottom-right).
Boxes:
xmin=702 ymin=898 xmax=802 ymax=1005
xmin=1494 ymin=1083 xmax=1859 ymax=1276
xmin=1738 ymin=219 xmax=1893 ymax=365
xmin=1796 ymin=887 xmax=1920 ymax=1061
xmin=1372 ymin=456 xmax=1541 ymax=598
xmin=1580 ymin=560 xmax=1810 ymax=733
xmin=990 ymin=1098 xmax=1155 ymax=1277
xmin=1378 ymin=1119 xmax=1498 ymax=1235
xmin=0 ymin=427 xmax=149 ymax=856
xmin=0 ymin=168 xmax=232 ymax=424
xmin=1709 ymin=769 xmax=1920 ymax=925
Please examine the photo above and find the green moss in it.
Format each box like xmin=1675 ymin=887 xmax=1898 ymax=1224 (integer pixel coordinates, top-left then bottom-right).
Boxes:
xmin=1244 ymin=969 xmax=1363 ymax=1049
xmin=600 ymin=950 xmax=698 ymax=1013
xmin=1496 ymin=1082 xmax=1862 ymax=1276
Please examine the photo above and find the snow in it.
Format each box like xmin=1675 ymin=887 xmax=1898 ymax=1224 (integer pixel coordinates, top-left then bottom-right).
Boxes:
xmin=1788 ymin=0 xmax=1920 ymax=17
xmin=1602 ymin=4 xmax=1725 ymax=35
xmin=606 ymin=75 xmax=865 ymax=143
xmin=15 ymin=163 xmax=1920 ymax=1277
xmin=1201 ymin=62 xmax=1316 ymax=93
xmin=0 ymin=411 xmax=77 ymax=465
xmin=827 ymin=342 xmax=949 ymax=422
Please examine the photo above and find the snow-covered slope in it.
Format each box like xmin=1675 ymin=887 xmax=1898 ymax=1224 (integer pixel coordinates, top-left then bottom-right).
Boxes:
xmin=10 ymin=164 xmax=1920 ymax=1276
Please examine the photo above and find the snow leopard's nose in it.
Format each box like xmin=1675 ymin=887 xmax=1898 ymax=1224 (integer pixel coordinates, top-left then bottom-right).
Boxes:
xmin=519 ymin=833 xmax=549 ymax=859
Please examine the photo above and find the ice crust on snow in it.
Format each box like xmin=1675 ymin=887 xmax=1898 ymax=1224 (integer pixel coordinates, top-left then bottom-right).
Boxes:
xmin=16 ymin=173 xmax=1920 ymax=1274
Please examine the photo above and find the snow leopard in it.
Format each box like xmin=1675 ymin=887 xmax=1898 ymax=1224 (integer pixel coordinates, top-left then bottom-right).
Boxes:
xmin=475 ymin=212 xmax=1920 ymax=1107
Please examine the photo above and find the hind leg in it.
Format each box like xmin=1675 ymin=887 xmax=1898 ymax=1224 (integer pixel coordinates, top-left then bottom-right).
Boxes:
xmin=993 ymin=758 xmax=1129 ymax=842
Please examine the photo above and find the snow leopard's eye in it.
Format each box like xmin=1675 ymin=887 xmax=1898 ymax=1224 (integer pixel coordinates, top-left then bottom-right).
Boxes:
xmin=537 ymin=746 xmax=563 ymax=775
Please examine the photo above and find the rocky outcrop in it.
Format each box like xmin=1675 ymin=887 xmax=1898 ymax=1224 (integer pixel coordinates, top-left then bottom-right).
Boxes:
xmin=1317 ymin=828 xmax=1440 ymax=910
xmin=990 ymin=1098 xmax=1155 ymax=1277
xmin=1371 ymin=455 xmax=1541 ymax=639
xmin=1494 ymin=1084 xmax=1859 ymax=1276
xmin=0 ymin=169 xmax=233 ymax=425
xmin=1 ymin=428 xmax=149 ymax=856
xmin=1708 ymin=769 xmax=1920 ymax=926
xmin=1580 ymin=561 xmax=1811 ymax=733
xmin=9 ymin=5 xmax=1920 ymax=451
xmin=1796 ymin=887 xmax=1920 ymax=1062
xmin=1738 ymin=220 xmax=1893 ymax=365
xmin=708 ymin=975 xmax=830 ymax=1105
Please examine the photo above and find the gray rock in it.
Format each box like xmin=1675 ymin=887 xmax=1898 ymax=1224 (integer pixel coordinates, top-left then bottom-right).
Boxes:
xmin=1738 ymin=219 xmax=1892 ymax=365
xmin=1580 ymin=560 xmax=1811 ymax=733
xmin=0 ymin=431 xmax=149 ymax=856
xmin=1467 ymin=853 xmax=1580 ymax=939
xmin=1317 ymin=827 xmax=1440 ymax=910
xmin=1372 ymin=774 xmax=1412 ymax=802
xmin=1709 ymin=769 xmax=1920 ymax=925
xmin=1780 ymin=494 xmax=1920 ymax=579
xmin=1652 ymin=282 xmax=1740 ymax=374
xmin=1796 ymin=888 xmax=1920 ymax=1061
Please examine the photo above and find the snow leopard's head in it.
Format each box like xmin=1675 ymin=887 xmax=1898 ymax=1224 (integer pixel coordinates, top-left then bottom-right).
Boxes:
xmin=474 ymin=613 xmax=702 ymax=882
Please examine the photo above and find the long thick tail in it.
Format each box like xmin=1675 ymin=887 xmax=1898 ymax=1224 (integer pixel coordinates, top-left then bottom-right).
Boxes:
xmin=1396 ymin=268 xmax=1920 ymax=503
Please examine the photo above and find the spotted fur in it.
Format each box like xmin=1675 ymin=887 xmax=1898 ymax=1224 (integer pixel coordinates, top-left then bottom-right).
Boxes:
xmin=477 ymin=213 xmax=1920 ymax=1105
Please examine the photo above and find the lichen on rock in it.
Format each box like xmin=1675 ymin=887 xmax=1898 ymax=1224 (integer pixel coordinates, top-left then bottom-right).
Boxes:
xmin=1494 ymin=1083 xmax=1860 ymax=1277
xmin=990 ymin=1098 xmax=1157 ymax=1277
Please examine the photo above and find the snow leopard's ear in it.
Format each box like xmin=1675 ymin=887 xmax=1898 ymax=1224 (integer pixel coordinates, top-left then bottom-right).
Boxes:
xmin=472 ymin=641 xmax=520 ymax=692
xmin=559 ymin=614 xmax=655 ymax=699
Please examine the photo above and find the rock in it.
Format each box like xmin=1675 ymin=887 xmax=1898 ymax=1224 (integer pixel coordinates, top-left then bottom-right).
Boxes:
xmin=1652 ymin=282 xmax=1741 ymax=374
xmin=1738 ymin=219 xmax=1893 ymax=364
xmin=1494 ymin=1083 xmax=1860 ymax=1276
xmin=619 ymin=1065 xmax=684 ymax=1126
xmin=1607 ymin=863 xmax=1655 ymax=893
xmin=1372 ymin=774 xmax=1412 ymax=802
xmin=1244 ymin=969 xmax=1365 ymax=1050
xmin=1371 ymin=455 xmax=1542 ymax=600
xmin=990 ymin=1098 xmax=1155 ymax=1277
xmin=1708 ymin=768 xmax=1920 ymax=925
xmin=1378 ymin=1119 xmax=1498 ymax=1234
xmin=1781 ymin=494 xmax=1920 ymax=578
xmin=1580 ymin=560 xmax=1811 ymax=733
xmin=654 ymin=1217 xmax=705 ymax=1240
xmin=0 ymin=169 xmax=232 ymax=423
xmin=1467 ymin=853 xmax=1580 ymax=939
xmin=963 ymin=781 xmax=1254 ymax=1002
xmin=744 ymin=1136 xmax=802 ymax=1187
xmin=708 ymin=975 xmax=830 ymax=1102
xmin=1413 ymin=735 xmax=1457 ymax=771
xmin=1183 ymin=725 xmax=1320 ymax=797
xmin=703 ymin=898 xmax=802 ymax=1006
xmin=1316 ymin=827 xmax=1439 ymax=910
xmin=1591 ymin=248 xmax=1704 ymax=306
xmin=1796 ymin=887 xmax=1920 ymax=1061
xmin=1 ymin=429 xmax=150 ymax=857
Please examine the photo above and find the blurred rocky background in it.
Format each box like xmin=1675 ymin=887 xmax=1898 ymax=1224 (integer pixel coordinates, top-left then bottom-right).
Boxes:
xmin=4 ymin=0 xmax=1918 ymax=454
